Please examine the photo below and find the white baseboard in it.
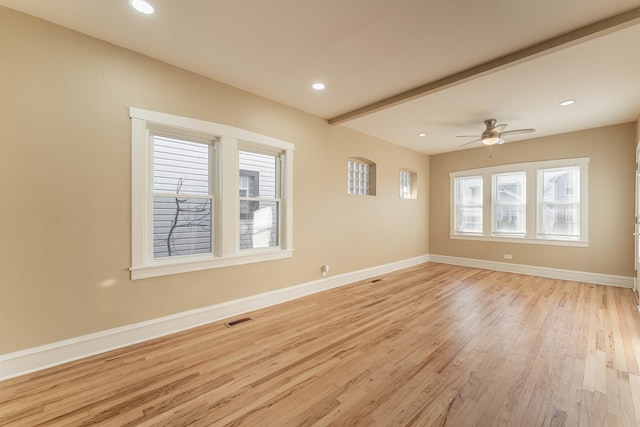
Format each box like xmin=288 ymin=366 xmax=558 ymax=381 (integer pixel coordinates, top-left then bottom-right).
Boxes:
xmin=0 ymin=255 xmax=429 ymax=382
xmin=429 ymin=254 xmax=634 ymax=288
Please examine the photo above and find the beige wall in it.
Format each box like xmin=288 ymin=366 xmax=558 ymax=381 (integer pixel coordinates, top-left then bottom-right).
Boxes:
xmin=430 ymin=123 xmax=636 ymax=276
xmin=0 ymin=7 xmax=429 ymax=354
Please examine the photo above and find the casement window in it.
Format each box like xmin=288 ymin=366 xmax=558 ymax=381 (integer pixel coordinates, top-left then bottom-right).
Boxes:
xmin=348 ymin=158 xmax=376 ymax=196
xmin=399 ymin=170 xmax=417 ymax=199
xmin=450 ymin=157 xmax=588 ymax=247
xmin=130 ymin=108 xmax=294 ymax=279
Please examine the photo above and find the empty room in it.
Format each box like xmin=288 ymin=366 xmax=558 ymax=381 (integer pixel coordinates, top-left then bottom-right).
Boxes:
xmin=1 ymin=1 xmax=640 ymax=425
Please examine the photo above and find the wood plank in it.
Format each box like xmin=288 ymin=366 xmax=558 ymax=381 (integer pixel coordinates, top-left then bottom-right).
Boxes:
xmin=0 ymin=263 xmax=639 ymax=426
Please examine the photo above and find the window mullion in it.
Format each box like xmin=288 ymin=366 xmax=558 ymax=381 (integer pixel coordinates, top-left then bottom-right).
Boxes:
xmin=219 ymin=136 xmax=238 ymax=257
xmin=526 ymin=166 xmax=536 ymax=239
xmin=483 ymin=172 xmax=491 ymax=236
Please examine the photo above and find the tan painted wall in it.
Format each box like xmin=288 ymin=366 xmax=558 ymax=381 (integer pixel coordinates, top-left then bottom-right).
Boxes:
xmin=0 ymin=7 xmax=430 ymax=354
xmin=430 ymin=123 xmax=636 ymax=276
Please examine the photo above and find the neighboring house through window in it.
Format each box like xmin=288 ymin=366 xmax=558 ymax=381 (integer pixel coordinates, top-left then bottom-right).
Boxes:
xmin=130 ymin=107 xmax=294 ymax=279
xmin=454 ymin=175 xmax=483 ymax=233
xmin=450 ymin=157 xmax=588 ymax=246
xmin=238 ymin=150 xmax=280 ymax=250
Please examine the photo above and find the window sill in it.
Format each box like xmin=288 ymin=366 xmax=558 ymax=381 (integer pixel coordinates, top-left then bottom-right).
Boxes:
xmin=130 ymin=249 xmax=293 ymax=280
xmin=449 ymin=233 xmax=588 ymax=248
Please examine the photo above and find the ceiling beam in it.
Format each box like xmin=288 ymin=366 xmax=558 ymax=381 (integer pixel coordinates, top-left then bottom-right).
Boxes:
xmin=328 ymin=6 xmax=640 ymax=125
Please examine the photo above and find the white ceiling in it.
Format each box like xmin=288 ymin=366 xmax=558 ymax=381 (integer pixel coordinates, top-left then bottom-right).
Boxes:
xmin=2 ymin=0 xmax=639 ymax=154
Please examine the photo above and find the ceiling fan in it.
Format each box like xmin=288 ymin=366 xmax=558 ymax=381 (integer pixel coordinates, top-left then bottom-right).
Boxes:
xmin=458 ymin=119 xmax=535 ymax=147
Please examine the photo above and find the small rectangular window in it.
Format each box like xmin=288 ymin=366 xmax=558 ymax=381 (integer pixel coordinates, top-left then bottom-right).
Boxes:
xmin=454 ymin=175 xmax=483 ymax=233
xmin=538 ymin=166 xmax=580 ymax=239
xmin=399 ymin=171 xmax=412 ymax=199
xmin=348 ymin=160 xmax=370 ymax=195
xmin=493 ymin=171 xmax=526 ymax=236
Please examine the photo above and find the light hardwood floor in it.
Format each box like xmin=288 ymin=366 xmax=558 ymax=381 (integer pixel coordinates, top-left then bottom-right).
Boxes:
xmin=2 ymin=262 xmax=640 ymax=426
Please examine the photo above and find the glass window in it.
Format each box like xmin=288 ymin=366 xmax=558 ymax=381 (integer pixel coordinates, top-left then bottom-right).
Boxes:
xmin=400 ymin=170 xmax=412 ymax=199
xmin=493 ymin=171 xmax=526 ymax=235
xmin=538 ymin=166 xmax=580 ymax=238
xmin=239 ymin=151 xmax=280 ymax=250
xmin=152 ymin=136 xmax=213 ymax=258
xmin=348 ymin=159 xmax=370 ymax=195
xmin=130 ymin=107 xmax=294 ymax=279
xmin=454 ymin=175 xmax=483 ymax=233
xmin=449 ymin=158 xmax=588 ymax=246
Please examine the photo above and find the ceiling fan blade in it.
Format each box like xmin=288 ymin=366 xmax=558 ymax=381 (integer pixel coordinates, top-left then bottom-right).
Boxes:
xmin=500 ymin=128 xmax=535 ymax=136
xmin=493 ymin=124 xmax=507 ymax=132
xmin=459 ymin=138 xmax=482 ymax=147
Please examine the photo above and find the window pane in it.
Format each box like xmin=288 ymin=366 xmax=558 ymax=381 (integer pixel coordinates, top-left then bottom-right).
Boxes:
xmin=456 ymin=206 xmax=483 ymax=232
xmin=457 ymin=176 xmax=482 ymax=205
xmin=153 ymin=136 xmax=209 ymax=194
xmin=455 ymin=175 xmax=482 ymax=232
xmin=494 ymin=172 xmax=526 ymax=234
xmin=400 ymin=171 xmax=411 ymax=198
xmin=239 ymin=200 xmax=279 ymax=249
xmin=539 ymin=166 xmax=580 ymax=237
xmin=495 ymin=204 xmax=526 ymax=233
xmin=348 ymin=160 xmax=370 ymax=195
xmin=153 ymin=196 xmax=211 ymax=258
xmin=239 ymin=151 xmax=277 ymax=198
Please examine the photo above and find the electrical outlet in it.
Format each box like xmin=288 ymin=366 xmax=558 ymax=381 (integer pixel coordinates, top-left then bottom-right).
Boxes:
xmin=504 ymin=254 xmax=513 ymax=260
xmin=321 ymin=265 xmax=330 ymax=276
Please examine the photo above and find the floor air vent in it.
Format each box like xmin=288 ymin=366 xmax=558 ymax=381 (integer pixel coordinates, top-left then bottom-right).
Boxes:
xmin=225 ymin=317 xmax=253 ymax=327
xmin=371 ymin=279 xmax=382 ymax=283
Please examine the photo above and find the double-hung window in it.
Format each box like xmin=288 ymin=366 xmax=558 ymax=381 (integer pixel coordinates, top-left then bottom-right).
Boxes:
xmin=538 ymin=166 xmax=580 ymax=239
xmin=493 ymin=171 xmax=526 ymax=236
xmin=238 ymin=149 xmax=280 ymax=250
xmin=450 ymin=158 xmax=588 ymax=246
xmin=454 ymin=175 xmax=483 ymax=233
xmin=131 ymin=108 xmax=294 ymax=279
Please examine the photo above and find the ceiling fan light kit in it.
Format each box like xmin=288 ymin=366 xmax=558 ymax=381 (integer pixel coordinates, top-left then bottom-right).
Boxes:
xmin=482 ymin=136 xmax=502 ymax=145
xmin=458 ymin=118 xmax=535 ymax=148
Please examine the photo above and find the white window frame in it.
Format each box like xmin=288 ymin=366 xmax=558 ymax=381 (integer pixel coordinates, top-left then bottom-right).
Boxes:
xmin=492 ymin=171 xmax=526 ymax=236
xmin=449 ymin=157 xmax=589 ymax=247
xmin=237 ymin=144 xmax=283 ymax=252
xmin=453 ymin=175 xmax=483 ymax=234
xmin=130 ymin=108 xmax=294 ymax=280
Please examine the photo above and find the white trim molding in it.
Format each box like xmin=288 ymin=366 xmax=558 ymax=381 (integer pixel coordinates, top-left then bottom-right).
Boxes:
xmin=0 ymin=255 xmax=428 ymax=382
xmin=129 ymin=107 xmax=295 ymax=280
xmin=429 ymin=254 xmax=633 ymax=288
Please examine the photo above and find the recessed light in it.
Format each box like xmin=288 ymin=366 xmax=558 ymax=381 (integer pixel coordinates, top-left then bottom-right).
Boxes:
xmin=311 ymin=82 xmax=325 ymax=91
xmin=417 ymin=133 xmax=427 ymax=137
xmin=130 ymin=0 xmax=154 ymax=14
xmin=559 ymin=99 xmax=575 ymax=106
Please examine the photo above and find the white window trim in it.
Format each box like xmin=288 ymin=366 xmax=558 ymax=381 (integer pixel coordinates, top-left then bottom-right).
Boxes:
xmin=130 ymin=107 xmax=294 ymax=280
xmin=449 ymin=157 xmax=589 ymax=247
